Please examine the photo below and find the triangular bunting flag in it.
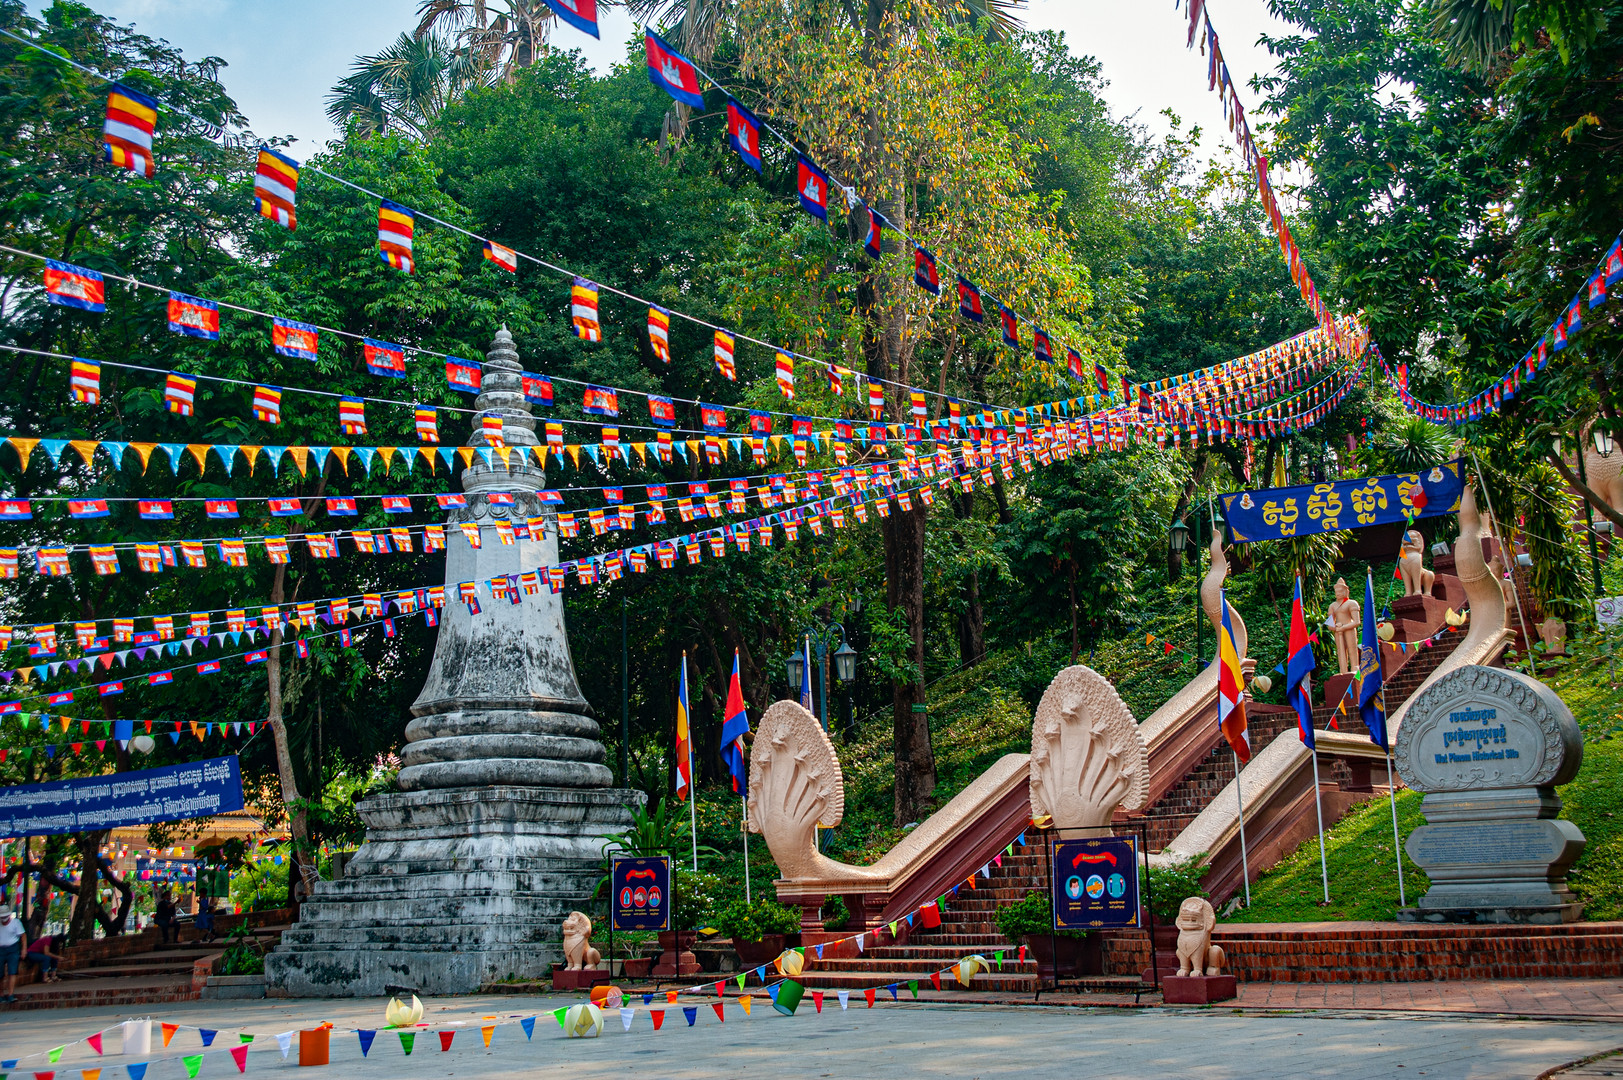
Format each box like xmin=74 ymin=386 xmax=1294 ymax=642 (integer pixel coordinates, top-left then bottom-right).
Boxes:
xmin=180 ymin=1057 xmax=202 ymax=1080
xmin=228 ymin=1046 xmax=247 ymax=1073
xmin=519 ymin=1017 xmax=534 ymax=1041
xmin=356 ymin=1031 xmax=375 ymax=1058
xmin=398 ymin=1033 xmax=414 ymax=1055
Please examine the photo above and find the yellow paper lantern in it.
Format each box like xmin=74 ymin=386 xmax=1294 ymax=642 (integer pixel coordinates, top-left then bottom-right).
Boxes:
xmin=384 ymin=994 xmax=423 ymax=1028
xmin=1376 ymin=621 xmax=1396 ymax=642
xmin=954 ymin=955 xmax=988 ymax=987
xmin=777 ymin=949 xmax=805 ymax=977
xmin=1249 ymin=675 xmax=1273 ymax=694
xmin=565 ymin=1003 xmax=603 ymax=1038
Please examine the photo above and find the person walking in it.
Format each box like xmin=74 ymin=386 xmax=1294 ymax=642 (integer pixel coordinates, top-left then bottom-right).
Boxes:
xmin=155 ymin=892 xmax=178 ymax=944
xmin=0 ymin=905 xmax=26 ymax=1003
xmin=24 ymin=932 xmax=61 ymax=983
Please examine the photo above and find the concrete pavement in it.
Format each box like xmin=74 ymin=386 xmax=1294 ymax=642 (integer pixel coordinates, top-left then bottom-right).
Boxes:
xmin=0 ymin=992 xmax=1619 ymax=1079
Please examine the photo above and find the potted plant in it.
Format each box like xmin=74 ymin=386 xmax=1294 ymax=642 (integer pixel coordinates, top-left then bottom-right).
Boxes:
xmin=604 ymin=930 xmax=656 ymax=980
xmin=996 ymin=890 xmax=1094 ymax=979
xmin=718 ymin=897 xmax=801 ymax=967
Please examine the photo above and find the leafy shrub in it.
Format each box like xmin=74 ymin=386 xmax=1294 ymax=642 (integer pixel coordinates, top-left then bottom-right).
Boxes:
xmin=672 ymin=868 xmax=723 ymax=932
xmin=1139 ymin=853 xmax=1209 ymax=923
xmin=821 ymin=894 xmax=850 ymax=931
xmin=716 ymin=898 xmax=800 ymax=943
xmin=995 ymin=889 xmax=1087 ymax=942
xmin=218 ymin=927 xmax=264 ymax=976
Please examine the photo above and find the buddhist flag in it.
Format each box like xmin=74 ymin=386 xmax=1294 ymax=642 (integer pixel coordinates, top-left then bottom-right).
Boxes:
xmin=570 ymin=278 xmax=601 ymax=341
xmin=1285 ymin=575 xmax=1316 ymax=750
xmin=102 ymin=83 xmax=157 ymax=177
xmin=44 ymin=261 xmax=105 ymax=312
xmin=646 ymin=30 xmax=705 ymax=107
xmin=167 ymin=293 xmax=219 ymax=340
xmin=775 ymin=351 xmax=795 ymax=399
xmin=272 ymin=317 xmax=318 ymax=360
xmin=714 ymin=329 xmax=737 ymax=380
xmin=377 ymin=200 xmax=415 ymax=273
xmin=482 ymin=414 xmax=505 ymax=446
xmin=339 ymin=397 xmax=367 ymax=435
xmin=910 ymin=390 xmax=926 ymax=420
xmin=252 ymin=385 xmax=282 ymax=424
xmin=867 ymin=379 xmax=884 ymax=421
xmin=253 ymin=146 xmax=299 ymax=229
xmin=70 ymin=359 xmax=101 ymax=404
xmin=727 ymin=98 xmax=763 ymax=172
xmin=796 ymin=155 xmax=831 ymax=220
xmin=957 ymin=276 xmax=984 ymax=323
xmin=720 ymin=650 xmax=750 ymax=794
xmin=675 ymin=653 xmax=693 ymax=801
xmin=1216 ymin=588 xmax=1250 ymax=763
xmin=483 ymin=239 xmax=518 ymax=272
xmin=914 ymin=246 xmax=940 ymax=295
xmin=648 ymin=305 xmax=672 ymax=363
xmin=164 ymin=372 xmax=196 ymax=415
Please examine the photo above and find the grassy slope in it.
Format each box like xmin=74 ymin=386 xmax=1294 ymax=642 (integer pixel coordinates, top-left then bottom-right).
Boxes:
xmin=1230 ymin=628 xmax=1623 ymax=922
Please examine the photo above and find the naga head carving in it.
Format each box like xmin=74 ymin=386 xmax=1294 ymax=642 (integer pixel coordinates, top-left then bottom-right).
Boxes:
xmin=747 ymin=700 xmax=845 ymax=879
xmin=1029 ymin=666 xmax=1150 ymax=829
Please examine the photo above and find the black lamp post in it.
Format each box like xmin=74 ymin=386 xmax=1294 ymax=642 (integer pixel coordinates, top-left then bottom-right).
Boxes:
xmin=1578 ymin=425 xmax=1610 ymax=597
xmin=1169 ymin=506 xmax=1225 ymax=671
xmin=786 ymin=624 xmax=857 ymax=734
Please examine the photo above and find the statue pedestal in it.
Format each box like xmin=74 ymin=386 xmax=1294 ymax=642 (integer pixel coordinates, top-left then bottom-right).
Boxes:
xmin=268 ymin=786 xmax=635 ymax=996
xmin=1161 ymin=974 xmax=1236 ymax=1004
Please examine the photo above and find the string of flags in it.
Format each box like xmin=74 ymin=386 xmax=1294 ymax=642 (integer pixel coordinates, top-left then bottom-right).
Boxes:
xmin=1372 ymin=231 xmax=1623 ymax=425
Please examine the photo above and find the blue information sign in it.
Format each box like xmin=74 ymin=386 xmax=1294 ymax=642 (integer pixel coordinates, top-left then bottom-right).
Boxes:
xmin=0 ymin=756 xmax=244 ymax=837
xmin=1053 ymin=836 xmax=1140 ymax=930
xmin=611 ymin=855 xmax=671 ymax=932
xmin=1220 ymin=460 xmax=1464 ymax=544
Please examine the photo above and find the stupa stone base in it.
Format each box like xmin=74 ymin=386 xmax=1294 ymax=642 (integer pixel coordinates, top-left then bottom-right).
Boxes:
xmin=265 ymin=784 xmax=637 ymax=997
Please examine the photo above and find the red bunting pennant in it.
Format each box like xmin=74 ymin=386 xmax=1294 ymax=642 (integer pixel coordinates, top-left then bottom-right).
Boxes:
xmin=650 ymin=1010 xmax=665 ymax=1030
xmin=710 ymin=1002 xmax=724 ymax=1022
xmin=438 ymin=1032 xmax=454 ymax=1052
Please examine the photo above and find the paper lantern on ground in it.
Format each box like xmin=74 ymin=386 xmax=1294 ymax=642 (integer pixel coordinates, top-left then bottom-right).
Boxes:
xmin=953 ymin=955 xmax=989 ymax=987
xmin=590 ymin=985 xmax=623 ymax=1010
xmin=772 ymin=980 xmax=805 ymax=1016
xmin=565 ymin=1003 xmax=603 ymax=1038
xmin=385 ymin=993 xmax=424 ymax=1027
xmin=777 ymin=949 xmax=805 ymax=977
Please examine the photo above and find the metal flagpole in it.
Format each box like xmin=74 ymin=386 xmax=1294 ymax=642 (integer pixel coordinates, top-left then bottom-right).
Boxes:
xmin=1468 ymin=449 xmax=1536 ymax=676
xmin=741 ymin=795 xmax=752 ymax=904
xmin=682 ymin=652 xmax=698 ymax=873
xmin=1232 ymin=750 xmax=1251 ymax=907
xmin=1311 ymin=744 xmax=1330 ymax=903
xmin=1384 ymin=748 xmax=1407 ymax=907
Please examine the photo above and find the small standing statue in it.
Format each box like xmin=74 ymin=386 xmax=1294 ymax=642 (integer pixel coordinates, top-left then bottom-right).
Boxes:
xmin=1398 ymin=529 xmax=1435 ymax=597
xmin=1327 ymin=578 xmax=1361 ymax=675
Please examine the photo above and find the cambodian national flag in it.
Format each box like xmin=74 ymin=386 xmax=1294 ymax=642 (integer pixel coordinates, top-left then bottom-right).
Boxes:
xmin=583 ymin=384 xmax=618 ymax=417
xmin=446 ymin=358 xmax=482 ymax=393
xmin=719 ymin=650 xmax=751 ymax=794
xmin=196 ymin=660 xmax=221 ymax=676
xmin=541 ymin=0 xmax=598 ymax=37
xmin=148 ymin=670 xmax=174 ymax=686
xmin=205 ymin=499 xmax=238 ymax=519
xmin=325 ymin=497 xmax=358 ymax=517
xmin=99 ymin=681 xmax=124 ymax=697
xmin=167 ymin=292 xmax=219 ymax=340
xmin=914 ymin=246 xmax=940 ymax=295
xmin=727 ymin=97 xmax=762 ymax=172
xmin=648 ymin=395 xmax=676 ymax=428
xmin=863 ymin=206 xmax=883 ymax=260
xmin=138 ymin=500 xmax=172 ymax=519
xmin=68 ymin=499 xmax=110 ymax=519
xmin=957 ymin=276 xmax=984 ymax=323
xmin=999 ymin=303 xmax=1018 ymax=347
xmin=646 ymin=31 xmax=705 ymax=108
xmin=796 ymin=155 xmax=831 ymax=220
xmin=1605 ymin=238 xmax=1623 ymax=287
xmin=268 ymin=498 xmax=302 ymax=517
xmin=1285 ymin=575 xmax=1317 ymax=749
xmin=44 ymin=260 xmax=106 ymax=312
xmin=272 ymin=318 xmax=318 ymax=360
xmin=1066 ymin=347 xmax=1084 ymax=382
xmin=245 ymin=650 xmax=268 ymax=665
xmin=436 ymin=494 xmax=468 ymax=509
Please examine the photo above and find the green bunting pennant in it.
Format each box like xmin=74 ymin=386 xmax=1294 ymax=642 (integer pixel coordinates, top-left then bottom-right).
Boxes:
xmin=908 ymin=979 xmax=919 ymax=999
xmin=181 ymin=1056 xmax=202 ymax=1079
xmin=552 ymin=1007 xmax=568 ymax=1028
xmin=398 ymin=1032 xmax=415 ymax=1055
xmin=48 ymin=1048 xmax=64 ymax=1063
xmin=735 ymin=973 xmax=746 ymax=989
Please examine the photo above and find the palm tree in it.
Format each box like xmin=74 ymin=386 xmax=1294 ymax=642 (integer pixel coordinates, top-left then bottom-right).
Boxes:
xmin=414 ymin=0 xmax=556 ymax=83
xmin=1428 ymin=0 xmax=1608 ymax=68
xmin=326 ymin=32 xmax=494 ymax=141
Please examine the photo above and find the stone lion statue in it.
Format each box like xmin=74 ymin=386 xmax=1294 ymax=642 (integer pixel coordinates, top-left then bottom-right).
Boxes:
xmin=561 ymin=911 xmax=601 ymax=971
xmin=1174 ymin=897 xmax=1225 ymax=977
xmin=1398 ymin=529 xmax=1435 ymax=597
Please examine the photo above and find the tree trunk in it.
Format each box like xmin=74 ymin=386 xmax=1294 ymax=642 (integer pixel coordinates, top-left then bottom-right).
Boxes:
xmin=883 ymin=505 xmax=933 ymax=823
xmin=66 ymin=830 xmax=108 ymax=944
xmin=265 ymin=560 xmax=312 ymax=914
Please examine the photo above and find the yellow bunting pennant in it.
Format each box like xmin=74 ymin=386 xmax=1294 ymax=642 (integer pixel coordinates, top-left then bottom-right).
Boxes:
xmin=287 ymin=446 xmax=310 ymax=476
xmin=495 ymin=447 xmax=512 ymax=468
xmin=240 ymin=445 xmax=262 ymax=473
xmin=633 ymin=443 xmax=647 ymax=465
xmin=186 ymin=444 xmax=210 ymax=474
xmin=82 ymin=1070 xmax=101 ymax=1080
xmin=456 ymin=447 xmax=476 ymax=468
xmin=378 ymin=446 xmax=397 ymax=473
xmin=128 ymin=442 xmax=156 ymax=472
xmin=565 ymin=445 xmax=580 ymax=468
xmin=70 ymin=440 xmax=99 ymax=468
xmin=332 ymin=446 xmax=352 ymax=474
xmin=739 ymin=995 xmax=752 ymax=1015
xmin=420 ymin=446 xmax=437 ymax=474
xmin=530 ymin=445 xmax=548 ymax=468
xmin=480 ymin=1026 xmax=493 ymax=1049
xmin=9 ymin=436 xmax=38 ymax=471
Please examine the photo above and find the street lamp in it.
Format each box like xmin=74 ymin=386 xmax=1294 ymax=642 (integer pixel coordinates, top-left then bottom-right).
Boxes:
xmin=791 ymin=623 xmax=857 ymax=736
xmin=1169 ymin=506 xmax=1225 ymax=672
xmin=1596 ymin=428 xmax=1615 ymax=458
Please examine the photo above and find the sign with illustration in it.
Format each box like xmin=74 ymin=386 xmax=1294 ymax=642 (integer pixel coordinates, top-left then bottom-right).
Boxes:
xmin=1220 ymin=460 xmax=1464 ymax=544
xmin=1052 ymin=836 xmax=1140 ymax=930
xmin=610 ymin=854 xmax=671 ymax=932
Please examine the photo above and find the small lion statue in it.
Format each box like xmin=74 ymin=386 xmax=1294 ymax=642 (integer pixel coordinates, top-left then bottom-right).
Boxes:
xmin=1174 ymin=897 xmax=1225 ymax=977
xmin=1398 ymin=530 xmax=1435 ymax=597
xmin=561 ymin=911 xmax=602 ymax=971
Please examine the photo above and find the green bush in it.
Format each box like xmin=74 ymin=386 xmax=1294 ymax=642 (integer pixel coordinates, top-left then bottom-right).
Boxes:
xmin=1139 ymin=853 xmax=1209 ymax=923
xmin=995 ymin=889 xmax=1087 ymax=942
xmin=672 ymin=868 xmax=723 ymax=932
xmin=716 ymin=898 xmax=800 ymax=943
xmin=821 ymin=894 xmax=850 ymax=932
xmin=218 ymin=928 xmax=265 ymax=976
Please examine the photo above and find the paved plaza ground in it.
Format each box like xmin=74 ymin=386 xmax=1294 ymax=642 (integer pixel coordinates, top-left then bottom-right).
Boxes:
xmin=0 ymin=988 xmax=1621 ymax=1080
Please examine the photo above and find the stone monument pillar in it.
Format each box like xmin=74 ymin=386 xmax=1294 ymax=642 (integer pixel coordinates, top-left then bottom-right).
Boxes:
xmin=266 ymin=329 xmax=637 ymax=996
xmin=1394 ymin=665 xmax=1586 ymax=924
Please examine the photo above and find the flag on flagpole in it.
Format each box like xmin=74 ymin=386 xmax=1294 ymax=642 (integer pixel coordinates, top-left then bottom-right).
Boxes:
xmin=720 ymin=651 xmax=750 ymax=794
xmin=675 ymin=653 xmax=692 ymax=801
xmin=798 ymin=637 xmax=813 ymax=712
xmin=1359 ymin=571 xmax=1388 ymax=751
xmin=1216 ymin=590 xmax=1249 ymax=763
xmin=1286 ymin=575 xmax=1317 ymax=748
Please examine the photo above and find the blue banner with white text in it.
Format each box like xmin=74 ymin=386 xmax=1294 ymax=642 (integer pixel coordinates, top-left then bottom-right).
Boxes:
xmin=0 ymin=756 xmax=243 ymax=836
xmin=1220 ymin=460 xmax=1465 ymax=544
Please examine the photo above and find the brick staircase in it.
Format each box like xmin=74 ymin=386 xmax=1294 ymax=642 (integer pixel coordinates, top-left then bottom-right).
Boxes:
xmin=808 ymin=845 xmax=1048 ymax=994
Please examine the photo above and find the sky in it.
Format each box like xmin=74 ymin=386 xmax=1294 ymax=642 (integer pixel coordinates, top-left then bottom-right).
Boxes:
xmin=30 ymin=0 xmax=1296 ymax=160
